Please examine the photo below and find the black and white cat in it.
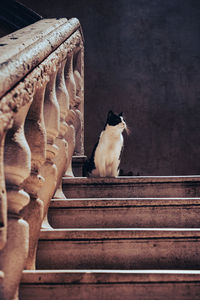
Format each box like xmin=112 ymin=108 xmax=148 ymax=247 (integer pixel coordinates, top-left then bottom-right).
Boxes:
xmin=85 ymin=110 xmax=127 ymax=177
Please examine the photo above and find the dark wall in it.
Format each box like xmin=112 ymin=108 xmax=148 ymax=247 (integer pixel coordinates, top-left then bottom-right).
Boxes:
xmin=19 ymin=0 xmax=200 ymax=175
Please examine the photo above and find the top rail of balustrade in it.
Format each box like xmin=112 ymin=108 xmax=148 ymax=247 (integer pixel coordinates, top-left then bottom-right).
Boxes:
xmin=0 ymin=17 xmax=84 ymax=250
xmin=0 ymin=17 xmax=83 ymax=99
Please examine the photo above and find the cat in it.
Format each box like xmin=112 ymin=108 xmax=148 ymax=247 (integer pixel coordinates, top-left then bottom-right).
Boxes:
xmin=84 ymin=110 xmax=127 ymax=177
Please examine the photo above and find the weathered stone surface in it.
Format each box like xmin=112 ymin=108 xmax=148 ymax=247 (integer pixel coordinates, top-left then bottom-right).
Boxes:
xmin=19 ymin=270 xmax=200 ymax=300
xmin=48 ymin=198 xmax=200 ymax=228
xmin=0 ymin=15 xmax=84 ymax=300
xmin=63 ymin=176 xmax=200 ymax=198
xmin=0 ymin=218 xmax=29 ymax=300
xmin=37 ymin=228 xmax=200 ymax=270
xmin=0 ymin=135 xmax=7 ymax=251
xmin=0 ymin=18 xmax=81 ymax=98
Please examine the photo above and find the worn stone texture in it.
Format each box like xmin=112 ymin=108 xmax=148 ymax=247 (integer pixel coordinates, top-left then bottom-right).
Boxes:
xmin=37 ymin=228 xmax=200 ymax=270
xmin=19 ymin=282 xmax=200 ymax=300
xmin=0 ymin=16 xmax=84 ymax=299
xmin=20 ymin=270 xmax=200 ymax=300
xmin=0 ymin=18 xmax=81 ymax=98
xmin=63 ymin=176 xmax=200 ymax=198
xmin=48 ymin=198 xmax=200 ymax=228
xmin=0 ymin=218 xmax=29 ymax=300
xmin=20 ymin=173 xmax=200 ymax=299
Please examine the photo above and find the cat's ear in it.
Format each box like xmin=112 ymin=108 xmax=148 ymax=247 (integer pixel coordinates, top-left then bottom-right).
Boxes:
xmin=107 ymin=110 xmax=114 ymax=119
xmin=119 ymin=112 xmax=123 ymax=117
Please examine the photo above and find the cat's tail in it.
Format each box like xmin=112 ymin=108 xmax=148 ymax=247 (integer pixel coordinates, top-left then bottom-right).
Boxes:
xmin=83 ymin=157 xmax=96 ymax=177
xmin=83 ymin=159 xmax=90 ymax=177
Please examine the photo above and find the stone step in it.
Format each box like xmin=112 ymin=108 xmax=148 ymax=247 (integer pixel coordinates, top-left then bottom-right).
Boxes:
xmin=62 ymin=176 xmax=200 ymax=198
xmin=20 ymin=270 xmax=200 ymax=300
xmin=48 ymin=198 xmax=200 ymax=228
xmin=37 ymin=228 xmax=200 ymax=270
xmin=72 ymin=155 xmax=87 ymax=177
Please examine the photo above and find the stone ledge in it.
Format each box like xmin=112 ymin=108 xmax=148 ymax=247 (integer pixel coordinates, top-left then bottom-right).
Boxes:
xmin=36 ymin=228 xmax=200 ymax=270
xmin=21 ymin=269 xmax=200 ymax=284
xmin=63 ymin=175 xmax=200 ymax=185
xmin=20 ymin=270 xmax=200 ymax=300
xmin=39 ymin=228 xmax=200 ymax=240
xmin=48 ymin=198 xmax=200 ymax=228
xmin=62 ymin=176 xmax=200 ymax=198
xmin=0 ymin=18 xmax=81 ymax=98
xmin=50 ymin=197 xmax=200 ymax=208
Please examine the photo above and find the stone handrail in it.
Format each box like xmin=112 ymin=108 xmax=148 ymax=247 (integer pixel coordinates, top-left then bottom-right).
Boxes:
xmin=0 ymin=18 xmax=84 ymax=300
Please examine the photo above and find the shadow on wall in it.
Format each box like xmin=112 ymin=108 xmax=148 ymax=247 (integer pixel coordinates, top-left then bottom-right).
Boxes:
xmin=19 ymin=0 xmax=200 ymax=175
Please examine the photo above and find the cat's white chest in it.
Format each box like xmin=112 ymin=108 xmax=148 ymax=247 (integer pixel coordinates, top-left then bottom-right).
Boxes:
xmin=93 ymin=126 xmax=123 ymax=177
xmin=98 ymin=130 xmax=123 ymax=157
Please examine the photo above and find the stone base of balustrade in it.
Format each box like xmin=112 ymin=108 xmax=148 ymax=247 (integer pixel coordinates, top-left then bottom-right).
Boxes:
xmin=0 ymin=217 xmax=29 ymax=300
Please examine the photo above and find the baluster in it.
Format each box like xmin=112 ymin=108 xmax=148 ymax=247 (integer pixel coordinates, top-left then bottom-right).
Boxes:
xmin=65 ymin=51 xmax=77 ymax=109
xmin=64 ymin=52 xmax=77 ymax=176
xmin=0 ymin=101 xmax=31 ymax=300
xmin=0 ymin=112 xmax=11 ymax=290
xmin=0 ymin=123 xmax=8 ymax=251
xmin=56 ymin=61 xmax=69 ymax=139
xmin=73 ymin=48 xmax=84 ymax=155
xmin=53 ymin=61 xmax=69 ymax=199
xmin=72 ymin=109 xmax=83 ymax=156
xmin=74 ymin=48 xmax=84 ymax=109
xmin=39 ymin=69 xmax=60 ymax=229
xmin=43 ymin=70 xmax=60 ymax=149
xmin=64 ymin=49 xmax=84 ymax=178
xmin=0 ymin=18 xmax=85 ymax=299
xmin=21 ymin=81 xmax=47 ymax=269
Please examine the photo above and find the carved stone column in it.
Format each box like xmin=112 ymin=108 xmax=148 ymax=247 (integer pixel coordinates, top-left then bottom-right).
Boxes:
xmin=64 ymin=52 xmax=77 ymax=177
xmin=0 ymin=101 xmax=31 ymax=300
xmin=64 ymin=48 xmax=84 ymax=177
xmin=21 ymin=79 xmax=47 ymax=269
xmin=73 ymin=48 xmax=84 ymax=156
xmin=53 ymin=61 xmax=69 ymax=199
xmin=0 ymin=134 xmax=7 ymax=253
xmin=0 ymin=17 xmax=84 ymax=299
xmin=0 ymin=106 xmax=13 ymax=292
xmin=0 ymin=119 xmax=9 ymax=251
xmin=39 ymin=69 xmax=60 ymax=229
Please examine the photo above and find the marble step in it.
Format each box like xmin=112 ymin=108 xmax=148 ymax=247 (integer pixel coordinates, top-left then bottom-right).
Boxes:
xmin=20 ymin=270 xmax=200 ymax=300
xmin=37 ymin=228 xmax=200 ymax=270
xmin=62 ymin=176 xmax=200 ymax=198
xmin=48 ymin=198 xmax=200 ymax=228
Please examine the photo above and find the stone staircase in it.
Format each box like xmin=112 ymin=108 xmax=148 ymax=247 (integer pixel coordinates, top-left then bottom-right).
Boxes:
xmin=19 ymin=162 xmax=200 ymax=299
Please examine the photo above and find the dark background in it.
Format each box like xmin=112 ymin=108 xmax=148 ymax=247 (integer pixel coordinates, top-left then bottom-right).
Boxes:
xmin=19 ymin=0 xmax=200 ymax=175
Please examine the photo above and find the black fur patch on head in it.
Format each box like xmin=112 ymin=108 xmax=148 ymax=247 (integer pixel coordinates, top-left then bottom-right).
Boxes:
xmin=106 ymin=110 xmax=123 ymax=126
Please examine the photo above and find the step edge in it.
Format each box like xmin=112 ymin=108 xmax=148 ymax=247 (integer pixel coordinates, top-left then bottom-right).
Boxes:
xmin=39 ymin=228 xmax=200 ymax=240
xmin=49 ymin=198 xmax=200 ymax=208
xmin=62 ymin=175 xmax=200 ymax=185
xmin=21 ymin=269 xmax=200 ymax=284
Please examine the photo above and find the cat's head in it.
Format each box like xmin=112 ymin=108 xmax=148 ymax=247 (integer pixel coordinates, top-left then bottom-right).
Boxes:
xmin=106 ymin=110 xmax=127 ymax=132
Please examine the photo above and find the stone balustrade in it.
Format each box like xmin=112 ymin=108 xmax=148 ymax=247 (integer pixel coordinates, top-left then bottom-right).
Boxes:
xmin=0 ymin=18 xmax=84 ymax=300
